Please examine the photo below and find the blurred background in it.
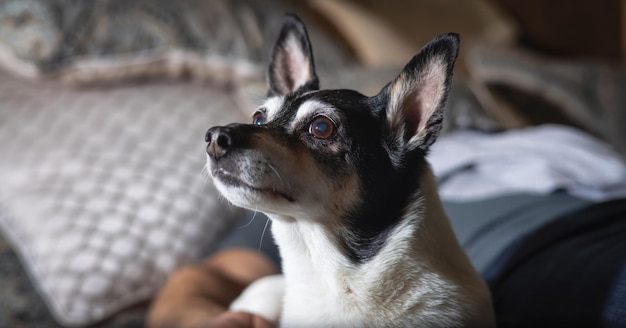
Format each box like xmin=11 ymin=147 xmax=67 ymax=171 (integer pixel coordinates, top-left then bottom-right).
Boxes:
xmin=0 ymin=1 xmax=624 ymax=327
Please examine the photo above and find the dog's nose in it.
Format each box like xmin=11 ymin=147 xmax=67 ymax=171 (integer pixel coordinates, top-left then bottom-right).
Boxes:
xmin=205 ymin=126 xmax=236 ymax=160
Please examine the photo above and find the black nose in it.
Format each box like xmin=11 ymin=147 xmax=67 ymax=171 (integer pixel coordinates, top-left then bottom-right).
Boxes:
xmin=204 ymin=126 xmax=238 ymax=160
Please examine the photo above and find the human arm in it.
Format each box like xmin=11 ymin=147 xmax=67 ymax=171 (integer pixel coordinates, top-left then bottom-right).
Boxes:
xmin=147 ymin=248 xmax=279 ymax=328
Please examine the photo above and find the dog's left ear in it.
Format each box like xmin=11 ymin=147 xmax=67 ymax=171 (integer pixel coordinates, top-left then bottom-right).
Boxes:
xmin=382 ymin=33 xmax=459 ymax=153
xmin=267 ymin=13 xmax=319 ymax=96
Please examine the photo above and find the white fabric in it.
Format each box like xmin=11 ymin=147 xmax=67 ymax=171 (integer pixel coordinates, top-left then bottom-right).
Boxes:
xmin=0 ymin=72 xmax=246 ymax=326
xmin=429 ymin=125 xmax=626 ymax=202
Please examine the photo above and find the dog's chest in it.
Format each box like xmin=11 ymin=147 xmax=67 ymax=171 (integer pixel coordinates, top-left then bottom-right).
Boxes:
xmin=280 ymin=266 xmax=394 ymax=327
xmin=272 ymin=219 xmax=464 ymax=327
xmin=279 ymin=258 xmax=463 ymax=328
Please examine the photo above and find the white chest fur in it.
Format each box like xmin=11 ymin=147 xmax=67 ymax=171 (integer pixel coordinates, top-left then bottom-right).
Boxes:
xmin=230 ymin=173 xmax=494 ymax=328
xmin=273 ymin=220 xmax=463 ymax=328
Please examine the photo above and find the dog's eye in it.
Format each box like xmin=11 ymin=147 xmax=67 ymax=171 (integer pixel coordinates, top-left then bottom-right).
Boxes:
xmin=308 ymin=116 xmax=335 ymax=139
xmin=252 ymin=111 xmax=265 ymax=125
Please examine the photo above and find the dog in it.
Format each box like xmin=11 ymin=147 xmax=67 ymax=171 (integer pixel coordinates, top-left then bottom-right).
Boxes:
xmin=205 ymin=13 xmax=495 ymax=328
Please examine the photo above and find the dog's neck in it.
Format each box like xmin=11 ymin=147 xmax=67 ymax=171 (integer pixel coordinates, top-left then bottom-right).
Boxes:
xmin=269 ymin=165 xmax=479 ymax=326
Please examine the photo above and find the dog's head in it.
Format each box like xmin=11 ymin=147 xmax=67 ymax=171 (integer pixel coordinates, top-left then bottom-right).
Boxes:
xmin=206 ymin=14 xmax=458 ymax=261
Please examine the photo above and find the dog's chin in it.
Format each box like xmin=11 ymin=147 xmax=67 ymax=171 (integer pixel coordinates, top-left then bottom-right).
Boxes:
xmin=212 ymin=168 xmax=295 ymax=211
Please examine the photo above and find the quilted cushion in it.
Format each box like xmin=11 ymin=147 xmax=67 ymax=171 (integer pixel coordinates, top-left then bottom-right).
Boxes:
xmin=0 ymin=72 xmax=247 ymax=326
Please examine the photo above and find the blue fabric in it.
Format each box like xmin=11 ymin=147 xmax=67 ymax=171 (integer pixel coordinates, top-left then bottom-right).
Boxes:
xmin=444 ymin=192 xmax=591 ymax=275
xmin=216 ymin=213 xmax=280 ymax=266
xmin=488 ymin=198 xmax=626 ymax=327
xmin=606 ymin=266 xmax=626 ymax=328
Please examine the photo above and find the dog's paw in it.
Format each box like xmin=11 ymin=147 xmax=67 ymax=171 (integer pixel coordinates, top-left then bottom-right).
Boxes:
xmin=230 ymin=274 xmax=285 ymax=323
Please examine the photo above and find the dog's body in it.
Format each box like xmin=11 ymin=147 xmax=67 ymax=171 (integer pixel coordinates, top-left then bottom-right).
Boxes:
xmin=205 ymin=14 xmax=494 ymax=327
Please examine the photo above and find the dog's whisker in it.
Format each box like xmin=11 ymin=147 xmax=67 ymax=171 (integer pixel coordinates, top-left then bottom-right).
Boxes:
xmin=199 ymin=171 xmax=213 ymax=192
xmin=199 ymin=165 xmax=214 ymax=190
xmin=224 ymin=196 xmax=234 ymax=209
xmin=238 ymin=210 xmax=259 ymax=229
xmin=268 ymin=164 xmax=290 ymax=190
xmin=257 ymin=216 xmax=271 ymax=253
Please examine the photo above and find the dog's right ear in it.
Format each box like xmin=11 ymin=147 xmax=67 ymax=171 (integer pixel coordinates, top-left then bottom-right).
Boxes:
xmin=267 ymin=13 xmax=319 ymax=96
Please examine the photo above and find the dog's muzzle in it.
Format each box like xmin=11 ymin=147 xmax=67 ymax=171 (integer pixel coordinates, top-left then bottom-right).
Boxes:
xmin=205 ymin=123 xmax=252 ymax=160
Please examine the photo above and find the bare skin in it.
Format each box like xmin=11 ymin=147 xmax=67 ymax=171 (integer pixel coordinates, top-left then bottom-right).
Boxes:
xmin=147 ymin=249 xmax=279 ymax=328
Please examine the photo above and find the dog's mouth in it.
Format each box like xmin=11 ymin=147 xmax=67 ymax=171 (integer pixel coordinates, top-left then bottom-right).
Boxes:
xmin=213 ymin=167 xmax=295 ymax=203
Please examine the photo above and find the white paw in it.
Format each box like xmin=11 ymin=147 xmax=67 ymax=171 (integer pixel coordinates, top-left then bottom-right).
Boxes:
xmin=229 ymin=274 xmax=285 ymax=323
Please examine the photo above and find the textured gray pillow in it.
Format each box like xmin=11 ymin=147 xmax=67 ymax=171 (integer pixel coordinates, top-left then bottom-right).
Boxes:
xmin=0 ymin=71 xmax=247 ymax=326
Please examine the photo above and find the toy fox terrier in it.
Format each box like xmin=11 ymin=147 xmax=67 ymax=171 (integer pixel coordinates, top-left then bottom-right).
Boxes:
xmin=206 ymin=13 xmax=495 ymax=328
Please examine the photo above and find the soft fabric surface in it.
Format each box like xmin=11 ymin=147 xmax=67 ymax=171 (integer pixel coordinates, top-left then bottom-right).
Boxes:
xmin=0 ymin=0 xmax=348 ymax=86
xmin=466 ymin=44 xmax=626 ymax=156
xmin=0 ymin=232 xmax=145 ymax=328
xmin=0 ymin=0 xmax=275 ymax=84
xmin=429 ymin=124 xmax=626 ymax=202
xmin=490 ymin=198 xmax=626 ymax=327
xmin=0 ymin=71 xmax=246 ymax=326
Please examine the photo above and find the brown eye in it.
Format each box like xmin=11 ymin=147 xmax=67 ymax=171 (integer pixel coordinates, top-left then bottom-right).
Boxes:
xmin=308 ymin=116 xmax=335 ymax=139
xmin=252 ymin=111 xmax=265 ymax=125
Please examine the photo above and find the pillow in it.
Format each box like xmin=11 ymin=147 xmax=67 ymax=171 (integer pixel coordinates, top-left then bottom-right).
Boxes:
xmin=0 ymin=0 xmax=275 ymax=85
xmin=0 ymin=70 xmax=248 ymax=326
xmin=0 ymin=0 xmax=350 ymax=87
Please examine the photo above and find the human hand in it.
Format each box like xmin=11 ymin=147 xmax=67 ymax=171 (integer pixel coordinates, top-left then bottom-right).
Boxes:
xmin=208 ymin=311 xmax=276 ymax=328
xmin=148 ymin=308 xmax=275 ymax=328
xmin=147 ymin=250 xmax=280 ymax=328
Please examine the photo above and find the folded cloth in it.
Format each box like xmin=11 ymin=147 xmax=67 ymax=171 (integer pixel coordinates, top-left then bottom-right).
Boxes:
xmin=429 ymin=124 xmax=626 ymax=202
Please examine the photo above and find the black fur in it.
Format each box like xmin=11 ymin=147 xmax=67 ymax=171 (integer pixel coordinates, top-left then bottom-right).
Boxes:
xmin=332 ymin=34 xmax=459 ymax=263
xmin=309 ymin=91 xmax=429 ymax=263
xmin=206 ymin=14 xmax=459 ymax=264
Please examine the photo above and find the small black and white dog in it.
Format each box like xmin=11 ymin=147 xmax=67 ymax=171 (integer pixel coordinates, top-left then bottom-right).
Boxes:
xmin=206 ymin=13 xmax=494 ymax=328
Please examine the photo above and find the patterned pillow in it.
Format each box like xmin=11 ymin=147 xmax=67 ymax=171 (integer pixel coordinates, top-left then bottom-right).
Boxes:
xmin=0 ymin=0 xmax=348 ymax=87
xmin=0 ymin=0 xmax=279 ymax=85
xmin=0 ymin=71 xmax=248 ymax=326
